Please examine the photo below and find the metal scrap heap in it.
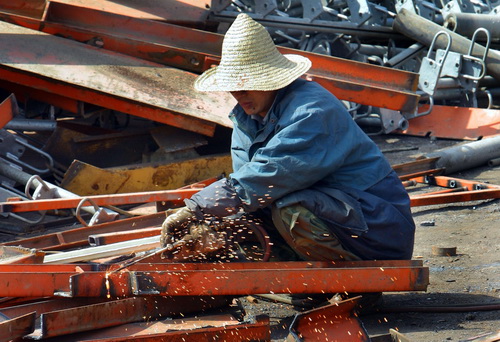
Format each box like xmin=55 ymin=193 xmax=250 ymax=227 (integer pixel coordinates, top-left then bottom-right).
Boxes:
xmin=0 ymin=0 xmax=499 ymax=341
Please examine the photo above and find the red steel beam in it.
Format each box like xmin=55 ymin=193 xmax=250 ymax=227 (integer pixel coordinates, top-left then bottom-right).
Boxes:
xmin=34 ymin=296 xmax=229 ymax=339
xmin=80 ymin=316 xmax=271 ymax=342
xmin=0 ymin=20 xmax=235 ymax=136
xmin=0 ymin=312 xmax=36 ymax=341
xmin=70 ymin=265 xmax=428 ymax=298
xmin=0 ymin=2 xmax=419 ymax=113
xmin=0 ymin=261 xmax=428 ymax=298
xmin=288 ymin=297 xmax=370 ymax=341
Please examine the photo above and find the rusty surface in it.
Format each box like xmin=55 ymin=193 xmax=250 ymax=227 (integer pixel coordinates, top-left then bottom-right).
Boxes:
xmin=70 ymin=263 xmax=428 ymax=298
xmin=0 ymin=261 xmax=428 ymax=298
xmin=0 ymin=20 xmax=234 ymax=136
xmin=0 ymin=2 xmax=419 ymax=113
xmin=0 ymin=312 xmax=36 ymax=341
xmin=33 ymin=296 xmax=229 ymax=339
xmin=288 ymin=297 xmax=370 ymax=341
xmin=78 ymin=315 xmax=271 ymax=342
xmin=0 ymin=0 xmax=46 ymax=18
xmin=409 ymin=175 xmax=500 ymax=206
xmin=1 ymin=212 xmax=166 ymax=250
xmin=402 ymin=105 xmax=500 ymax=140
xmin=0 ymin=93 xmax=16 ymax=129
xmin=0 ymin=188 xmax=197 ymax=213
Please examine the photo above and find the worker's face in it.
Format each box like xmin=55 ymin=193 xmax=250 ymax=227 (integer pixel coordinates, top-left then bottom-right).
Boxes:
xmin=230 ymin=90 xmax=278 ymax=118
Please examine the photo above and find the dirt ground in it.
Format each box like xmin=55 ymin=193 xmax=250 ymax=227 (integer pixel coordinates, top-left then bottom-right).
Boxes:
xmin=241 ymin=134 xmax=500 ymax=342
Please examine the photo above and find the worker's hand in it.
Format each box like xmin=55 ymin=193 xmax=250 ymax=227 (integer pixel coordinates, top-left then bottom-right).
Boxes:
xmin=160 ymin=206 xmax=194 ymax=248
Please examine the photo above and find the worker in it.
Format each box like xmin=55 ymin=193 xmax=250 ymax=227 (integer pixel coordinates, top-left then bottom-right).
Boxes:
xmin=160 ymin=13 xmax=416 ymax=262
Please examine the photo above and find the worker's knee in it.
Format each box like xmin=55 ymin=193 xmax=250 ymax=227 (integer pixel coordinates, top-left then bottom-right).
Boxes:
xmin=271 ymin=204 xmax=360 ymax=261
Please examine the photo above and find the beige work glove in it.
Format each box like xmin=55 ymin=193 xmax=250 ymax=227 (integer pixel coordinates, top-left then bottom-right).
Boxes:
xmin=160 ymin=206 xmax=194 ymax=248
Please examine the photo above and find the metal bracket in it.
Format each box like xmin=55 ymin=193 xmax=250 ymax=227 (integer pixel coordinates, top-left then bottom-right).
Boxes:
xmin=458 ymin=28 xmax=490 ymax=91
xmin=418 ymin=31 xmax=452 ymax=95
xmin=75 ymin=197 xmax=119 ymax=227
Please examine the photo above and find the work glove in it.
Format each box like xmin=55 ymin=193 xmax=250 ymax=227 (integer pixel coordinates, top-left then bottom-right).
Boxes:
xmin=160 ymin=206 xmax=195 ymax=248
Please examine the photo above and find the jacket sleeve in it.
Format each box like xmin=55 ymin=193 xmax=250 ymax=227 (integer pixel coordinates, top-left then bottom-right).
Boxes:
xmin=231 ymin=97 xmax=358 ymax=212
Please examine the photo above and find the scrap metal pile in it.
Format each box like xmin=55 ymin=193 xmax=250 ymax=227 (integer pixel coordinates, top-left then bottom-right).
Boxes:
xmin=0 ymin=0 xmax=499 ymax=341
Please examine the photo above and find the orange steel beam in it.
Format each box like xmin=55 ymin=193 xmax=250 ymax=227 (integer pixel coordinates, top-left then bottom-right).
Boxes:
xmin=412 ymin=175 xmax=500 ymax=190
xmin=411 ymin=189 xmax=500 ymax=206
xmin=0 ymin=20 xmax=235 ymax=136
xmin=401 ymin=104 xmax=500 ymax=140
xmin=0 ymin=261 xmax=428 ymax=298
xmin=0 ymin=188 xmax=198 ymax=213
xmin=0 ymin=2 xmax=419 ymax=113
xmin=0 ymin=312 xmax=36 ymax=342
xmin=1 ymin=212 xmax=165 ymax=251
xmin=0 ymin=0 xmax=45 ymax=18
xmin=69 ymin=264 xmax=429 ymax=297
xmin=77 ymin=316 xmax=270 ymax=342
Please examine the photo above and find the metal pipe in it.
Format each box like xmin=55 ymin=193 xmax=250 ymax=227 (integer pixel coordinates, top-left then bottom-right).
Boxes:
xmin=393 ymin=9 xmax=500 ymax=82
xmin=4 ymin=118 xmax=57 ymax=131
xmin=424 ymin=135 xmax=500 ymax=174
xmin=444 ymin=13 xmax=500 ymax=41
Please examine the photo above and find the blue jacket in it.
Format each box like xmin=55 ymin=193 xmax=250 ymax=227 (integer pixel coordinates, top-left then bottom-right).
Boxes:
xmin=188 ymin=79 xmax=415 ymax=260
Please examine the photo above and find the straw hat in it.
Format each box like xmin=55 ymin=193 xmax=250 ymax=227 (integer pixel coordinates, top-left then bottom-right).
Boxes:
xmin=194 ymin=13 xmax=311 ymax=92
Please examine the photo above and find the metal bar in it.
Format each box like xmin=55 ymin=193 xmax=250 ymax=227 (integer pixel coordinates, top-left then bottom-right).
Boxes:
xmin=0 ymin=21 xmax=234 ymax=136
xmin=0 ymin=188 xmax=197 ymax=213
xmin=0 ymin=0 xmax=45 ymax=18
xmin=414 ymin=175 xmax=500 ymax=190
xmin=0 ymin=93 xmax=16 ymax=129
xmin=399 ymin=168 xmax=444 ymax=181
xmin=1 ymin=212 xmax=165 ymax=250
xmin=0 ymin=312 xmax=36 ymax=341
xmin=401 ymin=104 xmax=500 ymax=140
xmin=79 ymin=315 xmax=270 ymax=342
xmin=287 ymin=297 xmax=369 ymax=341
xmin=0 ymin=261 xmax=427 ymax=298
xmin=89 ymin=227 xmax=161 ymax=246
xmin=69 ymin=265 xmax=429 ymax=297
xmin=43 ymin=236 xmax=160 ymax=264
xmin=34 ymin=296 xmax=228 ymax=339
xmin=410 ymin=189 xmax=500 ymax=206
xmin=0 ymin=3 xmax=419 ymax=113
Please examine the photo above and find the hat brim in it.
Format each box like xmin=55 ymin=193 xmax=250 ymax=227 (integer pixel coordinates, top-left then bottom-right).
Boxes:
xmin=194 ymin=54 xmax=311 ymax=92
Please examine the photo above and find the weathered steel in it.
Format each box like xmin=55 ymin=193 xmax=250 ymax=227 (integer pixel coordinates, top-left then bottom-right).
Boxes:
xmin=411 ymin=189 xmax=500 ymax=206
xmin=70 ymin=264 xmax=428 ymax=297
xmin=0 ymin=261 xmax=428 ymax=298
xmin=444 ymin=13 xmax=500 ymax=41
xmin=76 ymin=315 xmax=270 ymax=342
xmin=0 ymin=312 xmax=36 ymax=341
xmin=0 ymin=93 xmax=17 ymax=129
xmin=401 ymin=104 xmax=500 ymax=140
xmin=60 ymin=156 xmax=231 ymax=195
xmin=0 ymin=212 xmax=165 ymax=251
xmin=89 ymin=228 xmax=161 ymax=246
xmin=393 ymin=9 xmax=500 ymax=82
xmin=287 ymin=297 xmax=370 ymax=341
xmin=31 ymin=296 xmax=229 ymax=339
xmin=423 ymin=135 xmax=500 ymax=174
xmin=0 ymin=2 xmax=419 ymax=113
xmin=0 ymin=188 xmax=197 ymax=213
xmin=0 ymin=20 xmax=234 ymax=136
xmin=0 ymin=0 xmax=45 ymax=18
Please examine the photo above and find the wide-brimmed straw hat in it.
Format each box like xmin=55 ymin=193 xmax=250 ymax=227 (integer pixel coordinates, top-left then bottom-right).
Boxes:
xmin=194 ymin=13 xmax=311 ymax=92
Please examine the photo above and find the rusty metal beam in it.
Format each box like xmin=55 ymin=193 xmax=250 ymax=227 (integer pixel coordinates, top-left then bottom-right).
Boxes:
xmin=0 ymin=312 xmax=36 ymax=341
xmin=401 ymin=105 xmax=500 ymax=140
xmin=1 ymin=212 xmax=165 ymax=251
xmin=411 ymin=188 xmax=500 ymax=206
xmin=0 ymin=188 xmax=197 ymax=213
xmin=0 ymin=261 xmax=428 ymax=298
xmin=0 ymin=2 xmax=419 ymax=113
xmin=70 ymin=264 xmax=428 ymax=298
xmin=0 ymin=0 xmax=45 ymax=18
xmin=79 ymin=315 xmax=271 ymax=342
xmin=287 ymin=297 xmax=370 ymax=341
xmin=0 ymin=20 xmax=235 ymax=136
xmin=31 ymin=296 xmax=229 ymax=339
